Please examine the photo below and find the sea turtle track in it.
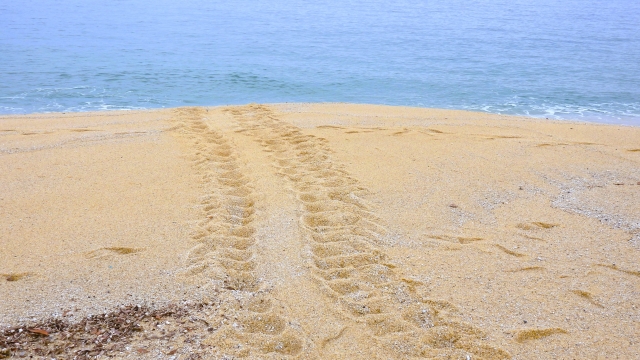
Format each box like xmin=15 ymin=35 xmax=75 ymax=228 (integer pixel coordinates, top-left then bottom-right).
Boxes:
xmin=225 ymin=104 xmax=511 ymax=359
xmin=171 ymin=107 xmax=312 ymax=359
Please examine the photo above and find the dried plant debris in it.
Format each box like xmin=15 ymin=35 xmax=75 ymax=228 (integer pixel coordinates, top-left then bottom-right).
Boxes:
xmin=0 ymin=301 xmax=221 ymax=359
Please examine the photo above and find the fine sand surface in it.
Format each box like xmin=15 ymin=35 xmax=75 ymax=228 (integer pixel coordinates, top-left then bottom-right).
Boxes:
xmin=1 ymin=104 xmax=639 ymax=359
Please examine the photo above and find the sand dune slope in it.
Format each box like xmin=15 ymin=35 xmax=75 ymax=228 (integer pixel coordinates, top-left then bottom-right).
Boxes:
xmin=1 ymin=104 xmax=639 ymax=359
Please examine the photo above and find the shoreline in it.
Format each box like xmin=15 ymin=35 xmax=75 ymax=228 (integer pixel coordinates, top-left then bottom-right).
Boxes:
xmin=1 ymin=103 xmax=639 ymax=358
xmin=1 ymin=103 xmax=638 ymax=128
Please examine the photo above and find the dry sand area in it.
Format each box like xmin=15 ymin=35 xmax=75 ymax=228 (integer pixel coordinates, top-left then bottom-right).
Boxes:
xmin=1 ymin=103 xmax=639 ymax=359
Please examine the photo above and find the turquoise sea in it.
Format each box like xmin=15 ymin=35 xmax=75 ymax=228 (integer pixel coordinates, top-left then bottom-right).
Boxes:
xmin=2 ymin=0 xmax=639 ymax=125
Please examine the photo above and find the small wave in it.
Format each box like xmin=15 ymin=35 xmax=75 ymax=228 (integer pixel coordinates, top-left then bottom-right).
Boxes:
xmin=0 ymin=86 xmax=164 ymax=114
xmin=458 ymin=97 xmax=640 ymax=125
xmin=2 ymin=85 xmax=639 ymax=126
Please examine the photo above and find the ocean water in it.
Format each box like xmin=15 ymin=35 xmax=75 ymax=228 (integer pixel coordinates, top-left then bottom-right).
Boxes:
xmin=1 ymin=0 xmax=639 ymax=125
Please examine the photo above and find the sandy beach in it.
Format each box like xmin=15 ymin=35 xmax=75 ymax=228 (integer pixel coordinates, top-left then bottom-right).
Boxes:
xmin=1 ymin=103 xmax=639 ymax=359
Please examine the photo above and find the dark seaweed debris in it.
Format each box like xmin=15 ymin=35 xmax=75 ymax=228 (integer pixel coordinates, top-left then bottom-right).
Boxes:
xmin=0 ymin=301 xmax=218 ymax=359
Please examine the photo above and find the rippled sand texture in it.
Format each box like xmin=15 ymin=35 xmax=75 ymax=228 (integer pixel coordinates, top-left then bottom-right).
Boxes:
xmin=1 ymin=104 xmax=639 ymax=359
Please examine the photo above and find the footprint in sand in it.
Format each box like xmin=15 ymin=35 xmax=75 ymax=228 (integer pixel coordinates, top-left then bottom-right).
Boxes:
xmin=85 ymin=247 xmax=143 ymax=259
xmin=425 ymin=234 xmax=485 ymax=245
xmin=493 ymin=244 xmax=528 ymax=258
xmin=514 ymin=328 xmax=568 ymax=343
xmin=507 ymin=266 xmax=545 ymax=272
xmin=596 ymin=263 xmax=640 ymax=278
xmin=570 ymin=289 xmax=604 ymax=308
xmin=422 ymin=234 xmax=486 ymax=251
xmin=517 ymin=222 xmax=558 ymax=230
xmin=1 ymin=272 xmax=35 ymax=282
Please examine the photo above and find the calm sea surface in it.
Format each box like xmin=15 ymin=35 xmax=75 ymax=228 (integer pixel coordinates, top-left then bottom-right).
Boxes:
xmin=2 ymin=0 xmax=639 ymax=124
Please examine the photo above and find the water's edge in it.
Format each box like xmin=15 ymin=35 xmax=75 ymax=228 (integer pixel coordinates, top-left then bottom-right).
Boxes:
xmin=2 ymin=103 xmax=637 ymax=127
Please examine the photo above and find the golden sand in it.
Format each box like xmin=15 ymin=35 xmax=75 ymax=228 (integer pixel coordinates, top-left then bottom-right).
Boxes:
xmin=1 ymin=104 xmax=639 ymax=358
